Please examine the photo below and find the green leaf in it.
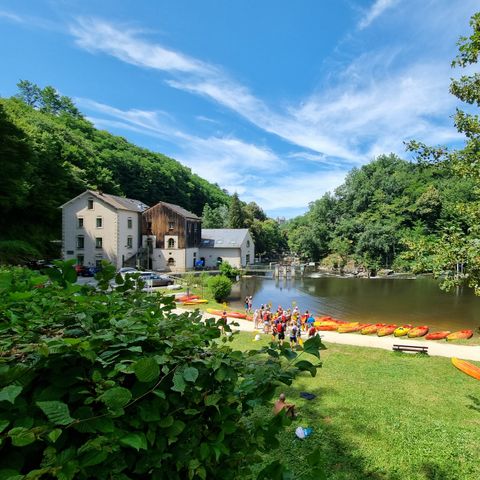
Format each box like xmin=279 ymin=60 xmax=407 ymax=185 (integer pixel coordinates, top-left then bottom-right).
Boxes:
xmin=79 ymin=450 xmax=108 ymax=467
xmin=0 ymin=385 xmax=22 ymax=404
xmin=171 ymin=372 xmax=186 ymax=393
xmin=8 ymin=427 xmax=36 ymax=446
xmin=0 ymin=469 xmax=23 ymax=480
xmin=134 ymin=357 xmax=160 ymax=383
xmin=183 ymin=367 xmax=199 ymax=383
xmin=48 ymin=428 xmax=62 ymax=443
xmin=159 ymin=415 xmax=174 ymax=428
xmin=294 ymin=360 xmax=317 ymax=377
xmin=0 ymin=419 xmax=10 ymax=433
xmin=167 ymin=420 xmax=185 ymax=438
xmin=256 ymin=460 xmax=287 ymax=480
xmin=120 ymin=432 xmax=147 ymax=451
xmin=205 ymin=393 xmax=221 ymax=406
xmin=199 ymin=442 xmax=210 ymax=460
xmin=99 ymin=387 xmax=132 ymax=409
xmin=302 ymin=335 xmax=322 ymax=358
xmin=36 ymin=401 xmax=74 ymax=425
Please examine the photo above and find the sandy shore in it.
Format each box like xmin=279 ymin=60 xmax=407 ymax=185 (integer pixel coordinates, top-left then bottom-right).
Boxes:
xmin=175 ymin=308 xmax=480 ymax=362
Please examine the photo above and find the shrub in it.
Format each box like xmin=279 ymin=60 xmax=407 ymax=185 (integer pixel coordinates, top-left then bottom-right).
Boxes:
xmin=0 ymin=261 xmax=324 ymax=479
xmin=219 ymin=262 xmax=241 ymax=281
xmin=0 ymin=240 xmax=40 ymax=265
xmin=207 ymin=274 xmax=232 ymax=301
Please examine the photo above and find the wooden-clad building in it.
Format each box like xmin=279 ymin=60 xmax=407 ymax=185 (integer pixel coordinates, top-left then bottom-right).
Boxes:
xmin=142 ymin=202 xmax=201 ymax=271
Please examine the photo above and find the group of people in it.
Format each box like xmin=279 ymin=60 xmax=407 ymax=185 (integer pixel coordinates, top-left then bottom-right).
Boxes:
xmin=252 ymin=304 xmax=318 ymax=346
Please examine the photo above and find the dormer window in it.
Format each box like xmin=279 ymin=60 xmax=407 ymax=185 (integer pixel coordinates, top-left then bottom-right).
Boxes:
xmin=88 ymin=198 xmax=94 ymax=210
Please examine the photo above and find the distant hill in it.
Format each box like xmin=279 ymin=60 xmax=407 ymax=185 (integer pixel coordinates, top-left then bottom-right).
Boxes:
xmin=0 ymin=85 xmax=230 ymax=258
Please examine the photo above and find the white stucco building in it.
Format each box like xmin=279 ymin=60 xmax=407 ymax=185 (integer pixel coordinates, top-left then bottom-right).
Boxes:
xmin=199 ymin=229 xmax=255 ymax=268
xmin=60 ymin=190 xmax=148 ymax=269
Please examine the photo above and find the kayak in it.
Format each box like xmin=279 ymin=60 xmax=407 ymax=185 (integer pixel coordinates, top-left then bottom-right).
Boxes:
xmin=377 ymin=325 xmax=397 ymax=337
xmin=452 ymin=357 xmax=480 ymax=381
xmin=446 ymin=330 xmax=473 ymax=341
xmin=394 ymin=325 xmax=413 ymax=337
xmin=316 ymin=316 xmax=333 ymax=322
xmin=408 ymin=326 xmax=429 ymax=338
xmin=361 ymin=324 xmax=385 ymax=335
xmin=313 ymin=320 xmax=338 ymax=327
xmin=206 ymin=308 xmax=248 ymax=320
xmin=337 ymin=322 xmax=369 ymax=333
xmin=176 ymin=295 xmax=200 ymax=302
xmin=425 ymin=331 xmax=451 ymax=340
xmin=316 ymin=324 xmax=339 ymax=331
xmin=183 ymin=299 xmax=208 ymax=305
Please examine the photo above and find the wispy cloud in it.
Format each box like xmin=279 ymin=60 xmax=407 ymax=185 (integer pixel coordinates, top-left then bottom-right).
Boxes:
xmin=0 ymin=10 xmax=23 ymax=23
xmin=358 ymin=0 xmax=398 ymax=30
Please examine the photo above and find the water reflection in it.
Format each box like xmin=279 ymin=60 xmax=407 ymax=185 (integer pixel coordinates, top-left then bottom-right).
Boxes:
xmin=229 ymin=275 xmax=480 ymax=331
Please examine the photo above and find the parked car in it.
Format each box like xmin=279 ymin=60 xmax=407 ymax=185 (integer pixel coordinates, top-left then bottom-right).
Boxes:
xmin=118 ymin=267 xmax=138 ymax=278
xmin=79 ymin=265 xmax=102 ymax=277
xmin=138 ymin=272 xmax=174 ymax=287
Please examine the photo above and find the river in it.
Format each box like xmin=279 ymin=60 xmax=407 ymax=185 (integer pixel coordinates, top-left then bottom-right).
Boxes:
xmin=229 ymin=275 xmax=480 ymax=332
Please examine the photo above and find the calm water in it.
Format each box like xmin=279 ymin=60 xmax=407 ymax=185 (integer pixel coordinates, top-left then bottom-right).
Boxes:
xmin=229 ymin=275 xmax=480 ymax=331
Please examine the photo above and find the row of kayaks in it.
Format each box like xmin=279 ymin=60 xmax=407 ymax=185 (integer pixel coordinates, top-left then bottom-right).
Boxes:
xmin=314 ymin=317 xmax=474 ymax=341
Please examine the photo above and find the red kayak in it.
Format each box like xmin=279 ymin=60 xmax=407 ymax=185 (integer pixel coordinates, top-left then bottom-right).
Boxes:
xmin=176 ymin=295 xmax=200 ymax=303
xmin=446 ymin=330 xmax=473 ymax=341
xmin=425 ymin=331 xmax=451 ymax=340
xmin=408 ymin=326 xmax=429 ymax=338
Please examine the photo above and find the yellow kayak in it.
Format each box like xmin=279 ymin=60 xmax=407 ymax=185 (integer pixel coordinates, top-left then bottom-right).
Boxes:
xmin=183 ymin=299 xmax=208 ymax=305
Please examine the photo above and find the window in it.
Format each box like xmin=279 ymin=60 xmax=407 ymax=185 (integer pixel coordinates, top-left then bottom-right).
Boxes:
xmin=96 ymin=217 xmax=103 ymax=228
xmin=168 ymin=238 xmax=175 ymax=249
xmin=247 ymin=240 xmax=250 ymax=248
xmin=76 ymin=236 xmax=84 ymax=249
xmin=246 ymin=254 xmax=250 ymax=265
xmin=127 ymin=236 xmax=133 ymax=249
xmin=168 ymin=221 xmax=175 ymax=230
xmin=95 ymin=237 xmax=103 ymax=249
xmin=127 ymin=217 xmax=133 ymax=229
xmin=168 ymin=257 xmax=175 ymax=267
xmin=88 ymin=198 xmax=94 ymax=209
xmin=95 ymin=259 xmax=102 ymax=267
xmin=77 ymin=217 xmax=84 ymax=228
xmin=77 ymin=255 xmax=84 ymax=266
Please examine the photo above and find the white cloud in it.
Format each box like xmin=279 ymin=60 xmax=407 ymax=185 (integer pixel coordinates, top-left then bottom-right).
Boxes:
xmin=358 ymin=0 xmax=398 ymax=30
xmin=0 ymin=10 xmax=23 ymax=23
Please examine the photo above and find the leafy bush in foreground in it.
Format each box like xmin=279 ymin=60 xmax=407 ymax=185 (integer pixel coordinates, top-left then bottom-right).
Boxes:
xmin=0 ymin=261 xmax=323 ymax=479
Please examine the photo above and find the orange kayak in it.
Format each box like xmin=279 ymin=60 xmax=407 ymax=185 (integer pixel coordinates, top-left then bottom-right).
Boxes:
xmin=408 ymin=326 xmax=429 ymax=338
xmin=452 ymin=358 xmax=480 ymax=381
xmin=177 ymin=295 xmax=200 ymax=302
xmin=447 ymin=330 xmax=473 ymax=341
xmin=377 ymin=325 xmax=397 ymax=337
xmin=338 ymin=323 xmax=371 ymax=333
xmin=316 ymin=324 xmax=338 ymax=331
xmin=361 ymin=323 xmax=385 ymax=335
xmin=425 ymin=331 xmax=451 ymax=340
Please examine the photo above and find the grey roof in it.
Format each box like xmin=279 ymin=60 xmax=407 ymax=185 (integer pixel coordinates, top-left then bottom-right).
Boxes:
xmin=201 ymin=229 xmax=250 ymax=248
xmin=60 ymin=190 xmax=149 ymax=212
xmin=153 ymin=201 xmax=201 ymax=220
xmin=97 ymin=192 xmax=149 ymax=212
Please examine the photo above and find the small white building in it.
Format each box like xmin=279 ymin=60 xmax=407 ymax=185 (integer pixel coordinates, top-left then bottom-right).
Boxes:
xmin=60 ymin=190 xmax=148 ymax=269
xmin=199 ymin=229 xmax=255 ymax=268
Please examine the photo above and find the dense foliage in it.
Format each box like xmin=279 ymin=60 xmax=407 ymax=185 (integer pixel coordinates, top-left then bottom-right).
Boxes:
xmin=284 ymin=154 xmax=475 ymax=273
xmin=0 ymin=82 xmax=230 ymax=258
xmin=0 ymin=262 xmax=323 ymax=479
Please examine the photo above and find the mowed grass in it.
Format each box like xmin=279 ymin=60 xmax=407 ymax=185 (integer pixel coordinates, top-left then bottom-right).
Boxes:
xmin=230 ymin=332 xmax=480 ymax=480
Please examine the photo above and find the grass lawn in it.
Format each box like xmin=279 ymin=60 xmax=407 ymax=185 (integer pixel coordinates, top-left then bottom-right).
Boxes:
xmin=229 ymin=332 xmax=480 ymax=480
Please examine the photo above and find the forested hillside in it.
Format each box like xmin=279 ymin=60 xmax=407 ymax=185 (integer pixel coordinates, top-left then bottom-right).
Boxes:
xmin=284 ymin=154 xmax=476 ymax=273
xmin=0 ymin=82 xmax=230 ymax=259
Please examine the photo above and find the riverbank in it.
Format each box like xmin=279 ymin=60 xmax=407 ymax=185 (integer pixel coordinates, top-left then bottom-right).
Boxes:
xmin=176 ymin=307 xmax=480 ymax=361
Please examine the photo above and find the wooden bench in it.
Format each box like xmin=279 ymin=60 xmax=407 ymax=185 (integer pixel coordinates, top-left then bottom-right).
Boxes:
xmin=392 ymin=344 xmax=428 ymax=354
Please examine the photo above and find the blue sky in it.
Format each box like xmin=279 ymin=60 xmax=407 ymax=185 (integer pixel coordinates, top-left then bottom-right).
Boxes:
xmin=0 ymin=1 xmax=478 ymax=217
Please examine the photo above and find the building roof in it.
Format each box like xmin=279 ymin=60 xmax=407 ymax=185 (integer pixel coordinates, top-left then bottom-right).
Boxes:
xmin=147 ymin=201 xmax=201 ymax=220
xmin=200 ymin=229 xmax=251 ymax=248
xmin=60 ymin=190 xmax=149 ymax=212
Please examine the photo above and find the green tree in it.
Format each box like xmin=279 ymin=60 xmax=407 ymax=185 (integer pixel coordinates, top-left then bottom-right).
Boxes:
xmin=207 ymin=274 xmax=233 ymax=301
xmin=228 ymin=193 xmax=245 ymax=228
